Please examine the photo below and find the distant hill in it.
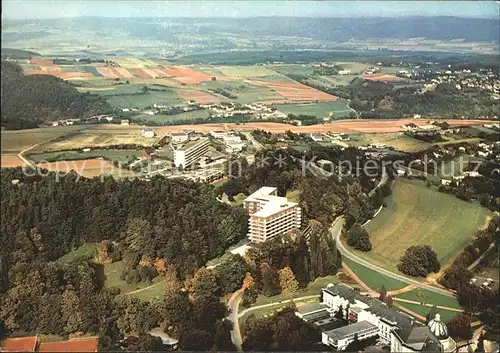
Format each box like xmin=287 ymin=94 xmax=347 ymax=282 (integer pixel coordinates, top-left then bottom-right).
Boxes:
xmin=1 ymin=48 xmax=40 ymax=59
xmin=1 ymin=61 xmax=112 ymax=130
xmin=4 ymin=16 xmax=497 ymax=43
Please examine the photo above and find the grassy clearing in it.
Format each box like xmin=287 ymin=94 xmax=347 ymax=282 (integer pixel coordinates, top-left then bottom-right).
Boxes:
xmin=342 ymin=257 xmax=407 ymax=292
xmin=286 ymin=189 xmax=301 ymax=203
xmin=358 ymin=179 xmax=492 ymax=272
xmin=273 ymin=101 xmax=352 ymax=119
xmin=395 ymin=288 xmax=461 ymax=309
xmin=1 ymin=126 xmax=83 ymax=153
xmin=56 ymin=243 xmax=97 ymax=265
xmin=28 ymin=149 xmax=143 ymax=163
xmin=103 ymin=260 xmax=162 ymax=297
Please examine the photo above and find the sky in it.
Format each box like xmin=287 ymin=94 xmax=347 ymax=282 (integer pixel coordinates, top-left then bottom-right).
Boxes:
xmin=2 ymin=1 xmax=499 ymax=20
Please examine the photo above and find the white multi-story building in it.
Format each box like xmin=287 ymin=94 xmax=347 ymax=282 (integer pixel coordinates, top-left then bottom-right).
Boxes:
xmin=243 ymin=187 xmax=301 ymax=243
xmin=173 ymin=138 xmax=209 ymax=168
xmin=170 ymin=132 xmax=190 ymax=144
xmin=316 ymin=283 xmax=456 ymax=352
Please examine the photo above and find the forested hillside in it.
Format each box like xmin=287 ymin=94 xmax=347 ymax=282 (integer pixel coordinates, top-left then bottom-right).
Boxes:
xmin=1 ymin=61 xmax=112 ymax=129
xmin=0 ymin=169 xmax=248 ymax=349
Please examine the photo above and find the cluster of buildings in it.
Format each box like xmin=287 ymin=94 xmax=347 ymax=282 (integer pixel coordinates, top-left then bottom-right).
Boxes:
xmin=210 ymin=130 xmax=245 ymax=153
xmin=199 ymin=102 xmax=287 ymax=120
xmin=416 ymin=69 xmax=499 ymax=98
xmin=296 ymin=283 xmax=456 ymax=352
xmin=243 ymin=187 xmax=301 ymax=243
xmin=0 ymin=336 xmax=98 ymax=352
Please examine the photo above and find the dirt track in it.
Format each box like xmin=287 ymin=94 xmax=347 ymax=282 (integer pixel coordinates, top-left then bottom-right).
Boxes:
xmin=151 ymin=119 xmax=493 ymax=134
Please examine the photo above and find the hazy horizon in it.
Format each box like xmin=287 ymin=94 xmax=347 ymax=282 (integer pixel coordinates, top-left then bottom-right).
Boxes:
xmin=2 ymin=1 xmax=499 ymax=20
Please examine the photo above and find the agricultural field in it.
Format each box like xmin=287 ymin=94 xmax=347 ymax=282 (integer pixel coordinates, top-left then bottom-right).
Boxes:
xmin=106 ymin=88 xmax=186 ymax=109
xmin=0 ymin=154 xmax=26 ymax=168
xmin=354 ymin=179 xmax=492 ymax=272
xmin=33 ymin=126 xmax=159 ymax=152
xmin=28 ymin=149 xmax=143 ymax=164
xmin=348 ymin=133 xmax=433 ymax=152
xmin=1 ymin=126 xmax=83 ymax=153
xmin=273 ymin=101 xmax=353 ymax=119
xmin=37 ymin=157 xmax=135 ymax=179
xmin=198 ymin=80 xmax=285 ymax=104
xmin=130 ymin=110 xmax=212 ymax=124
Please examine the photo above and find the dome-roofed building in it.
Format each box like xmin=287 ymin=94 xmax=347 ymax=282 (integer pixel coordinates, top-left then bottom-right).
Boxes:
xmin=428 ymin=313 xmax=457 ymax=352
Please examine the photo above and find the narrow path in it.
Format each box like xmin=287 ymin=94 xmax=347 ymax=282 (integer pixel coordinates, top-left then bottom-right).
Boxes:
xmin=388 ymin=285 xmax=417 ymax=296
xmin=126 ymin=280 xmax=162 ymax=295
xmin=393 ymin=302 xmax=427 ymax=322
xmin=237 ymin=294 xmax=321 ymax=319
xmin=341 ymin=262 xmax=377 ymax=296
xmin=227 ymin=289 xmax=243 ymax=351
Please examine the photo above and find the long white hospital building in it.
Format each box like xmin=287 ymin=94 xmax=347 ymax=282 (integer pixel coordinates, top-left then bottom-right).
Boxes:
xmin=173 ymin=138 xmax=209 ymax=168
xmin=243 ymin=186 xmax=301 ymax=243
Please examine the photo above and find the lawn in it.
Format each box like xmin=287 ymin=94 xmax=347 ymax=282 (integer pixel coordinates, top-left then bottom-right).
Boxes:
xmin=395 ymin=288 xmax=461 ymax=309
xmin=273 ymin=101 xmax=352 ymax=119
xmin=396 ymin=301 xmax=457 ymax=323
xmin=357 ymin=179 xmax=492 ymax=272
xmin=342 ymin=257 xmax=408 ymax=292
xmin=28 ymin=149 xmax=143 ymax=164
xmin=249 ymin=274 xmax=339 ymax=308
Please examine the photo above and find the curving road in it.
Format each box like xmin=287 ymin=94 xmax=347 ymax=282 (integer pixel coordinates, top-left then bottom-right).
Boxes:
xmin=227 ymin=289 xmax=244 ymax=351
xmin=330 ymin=216 xmax=456 ymax=298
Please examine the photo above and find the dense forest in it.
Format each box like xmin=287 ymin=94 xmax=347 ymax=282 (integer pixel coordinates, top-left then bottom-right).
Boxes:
xmin=1 ymin=61 xmax=112 ymax=129
xmin=0 ymin=168 xmax=248 ymax=349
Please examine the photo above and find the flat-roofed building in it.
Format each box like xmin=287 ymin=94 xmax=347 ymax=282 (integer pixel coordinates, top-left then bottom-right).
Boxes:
xmin=170 ymin=132 xmax=190 ymax=144
xmin=244 ymin=186 xmax=301 ymax=243
xmin=0 ymin=336 xmax=37 ymax=352
xmin=174 ymin=138 xmax=210 ymax=168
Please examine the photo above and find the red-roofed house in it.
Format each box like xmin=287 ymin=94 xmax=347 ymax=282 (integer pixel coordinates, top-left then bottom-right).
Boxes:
xmin=0 ymin=336 xmax=37 ymax=352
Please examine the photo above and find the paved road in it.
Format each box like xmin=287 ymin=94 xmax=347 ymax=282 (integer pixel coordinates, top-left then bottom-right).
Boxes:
xmin=237 ymin=294 xmax=321 ymax=319
xmin=330 ymin=216 xmax=456 ymax=298
xmin=227 ymin=290 xmax=244 ymax=351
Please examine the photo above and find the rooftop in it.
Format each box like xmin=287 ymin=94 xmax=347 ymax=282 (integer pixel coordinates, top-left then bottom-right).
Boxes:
xmin=297 ymin=302 xmax=328 ymax=315
xmin=244 ymin=186 xmax=277 ymax=201
xmin=37 ymin=337 xmax=98 ymax=352
xmin=0 ymin=336 xmax=37 ymax=352
xmin=252 ymin=196 xmax=298 ymax=218
xmin=323 ymin=320 xmax=377 ymax=341
xmin=176 ymin=138 xmax=208 ymax=151
xmin=323 ymin=284 xmax=415 ymax=329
